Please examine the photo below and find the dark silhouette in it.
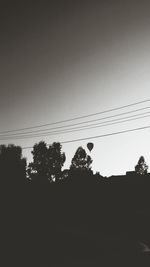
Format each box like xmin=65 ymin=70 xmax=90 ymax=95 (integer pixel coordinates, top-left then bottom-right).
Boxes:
xmin=27 ymin=141 xmax=66 ymax=183
xmin=135 ymin=156 xmax=148 ymax=175
xmin=87 ymin=142 xmax=94 ymax=152
xmin=70 ymin=146 xmax=92 ymax=172
xmin=69 ymin=146 xmax=93 ymax=184
xmin=0 ymin=144 xmax=26 ymax=185
xmin=1 ymin=141 xmax=150 ymax=266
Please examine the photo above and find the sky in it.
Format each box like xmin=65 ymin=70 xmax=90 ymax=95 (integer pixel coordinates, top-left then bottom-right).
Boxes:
xmin=1 ymin=0 xmax=150 ymax=176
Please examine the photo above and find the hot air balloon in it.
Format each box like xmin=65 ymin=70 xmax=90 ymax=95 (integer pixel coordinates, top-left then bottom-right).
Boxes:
xmin=87 ymin=142 xmax=94 ymax=152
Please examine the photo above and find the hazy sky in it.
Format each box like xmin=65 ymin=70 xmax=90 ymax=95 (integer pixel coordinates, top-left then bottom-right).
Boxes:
xmin=1 ymin=0 xmax=150 ymax=176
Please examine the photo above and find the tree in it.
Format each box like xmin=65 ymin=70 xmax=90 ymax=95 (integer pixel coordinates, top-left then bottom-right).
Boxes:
xmin=0 ymin=144 xmax=26 ymax=185
xmin=135 ymin=156 xmax=148 ymax=175
xmin=27 ymin=141 xmax=48 ymax=183
xmin=27 ymin=141 xmax=66 ymax=183
xmin=70 ymin=146 xmax=92 ymax=172
xmin=48 ymin=142 xmax=66 ymax=182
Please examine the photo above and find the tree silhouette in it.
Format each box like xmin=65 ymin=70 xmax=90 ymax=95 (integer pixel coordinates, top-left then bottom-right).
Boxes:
xmin=135 ymin=156 xmax=148 ymax=175
xmin=48 ymin=142 xmax=66 ymax=182
xmin=70 ymin=146 xmax=92 ymax=173
xmin=0 ymin=144 xmax=26 ymax=184
xmin=27 ymin=141 xmax=66 ymax=183
xmin=27 ymin=141 xmax=48 ymax=183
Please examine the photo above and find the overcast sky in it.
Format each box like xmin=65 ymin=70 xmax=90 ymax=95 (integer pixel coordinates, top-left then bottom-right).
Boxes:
xmin=1 ymin=0 xmax=150 ymax=176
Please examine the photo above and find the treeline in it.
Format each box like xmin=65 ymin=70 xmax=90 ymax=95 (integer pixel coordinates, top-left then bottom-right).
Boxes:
xmin=0 ymin=140 xmax=149 ymax=185
xmin=1 ymin=142 xmax=150 ymax=266
xmin=0 ymin=141 xmax=97 ymax=185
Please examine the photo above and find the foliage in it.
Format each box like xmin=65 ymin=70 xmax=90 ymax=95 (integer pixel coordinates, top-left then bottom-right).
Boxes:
xmin=0 ymin=144 xmax=26 ymax=183
xmin=27 ymin=141 xmax=66 ymax=183
xmin=70 ymin=146 xmax=92 ymax=173
xmin=135 ymin=156 xmax=148 ymax=175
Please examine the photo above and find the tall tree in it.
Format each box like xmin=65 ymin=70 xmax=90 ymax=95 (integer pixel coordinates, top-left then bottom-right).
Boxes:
xmin=70 ymin=146 xmax=92 ymax=172
xmin=135 ymin=156 xmax=148 ymax=175
xmin=0 ymin=144 xmax=26 ymax=185
xmin=27 ymin=141 xmax=66 ymax=183
xmin=27 ymin=141 xmax=48 ymax=183
xmin=48 ymin=142 xmax=66 ymax=182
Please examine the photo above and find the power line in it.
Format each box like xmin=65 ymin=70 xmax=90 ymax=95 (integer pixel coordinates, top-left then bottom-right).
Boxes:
xmin=1 ymin=112 xmax=150 ymax=140
xmin=1 ymin=106 xmax=150 ymax=137
xmin=21 ymin=113 xmax=150 ymax=138
xmin=22 ymin=124 xmax=150 ymax=150
xmin=1 ymin=98 xmax=150 ymax=134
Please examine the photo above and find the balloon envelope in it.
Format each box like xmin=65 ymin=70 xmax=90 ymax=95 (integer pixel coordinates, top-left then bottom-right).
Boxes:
xmin=87 ymin=142 xmax=94 ymax=152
